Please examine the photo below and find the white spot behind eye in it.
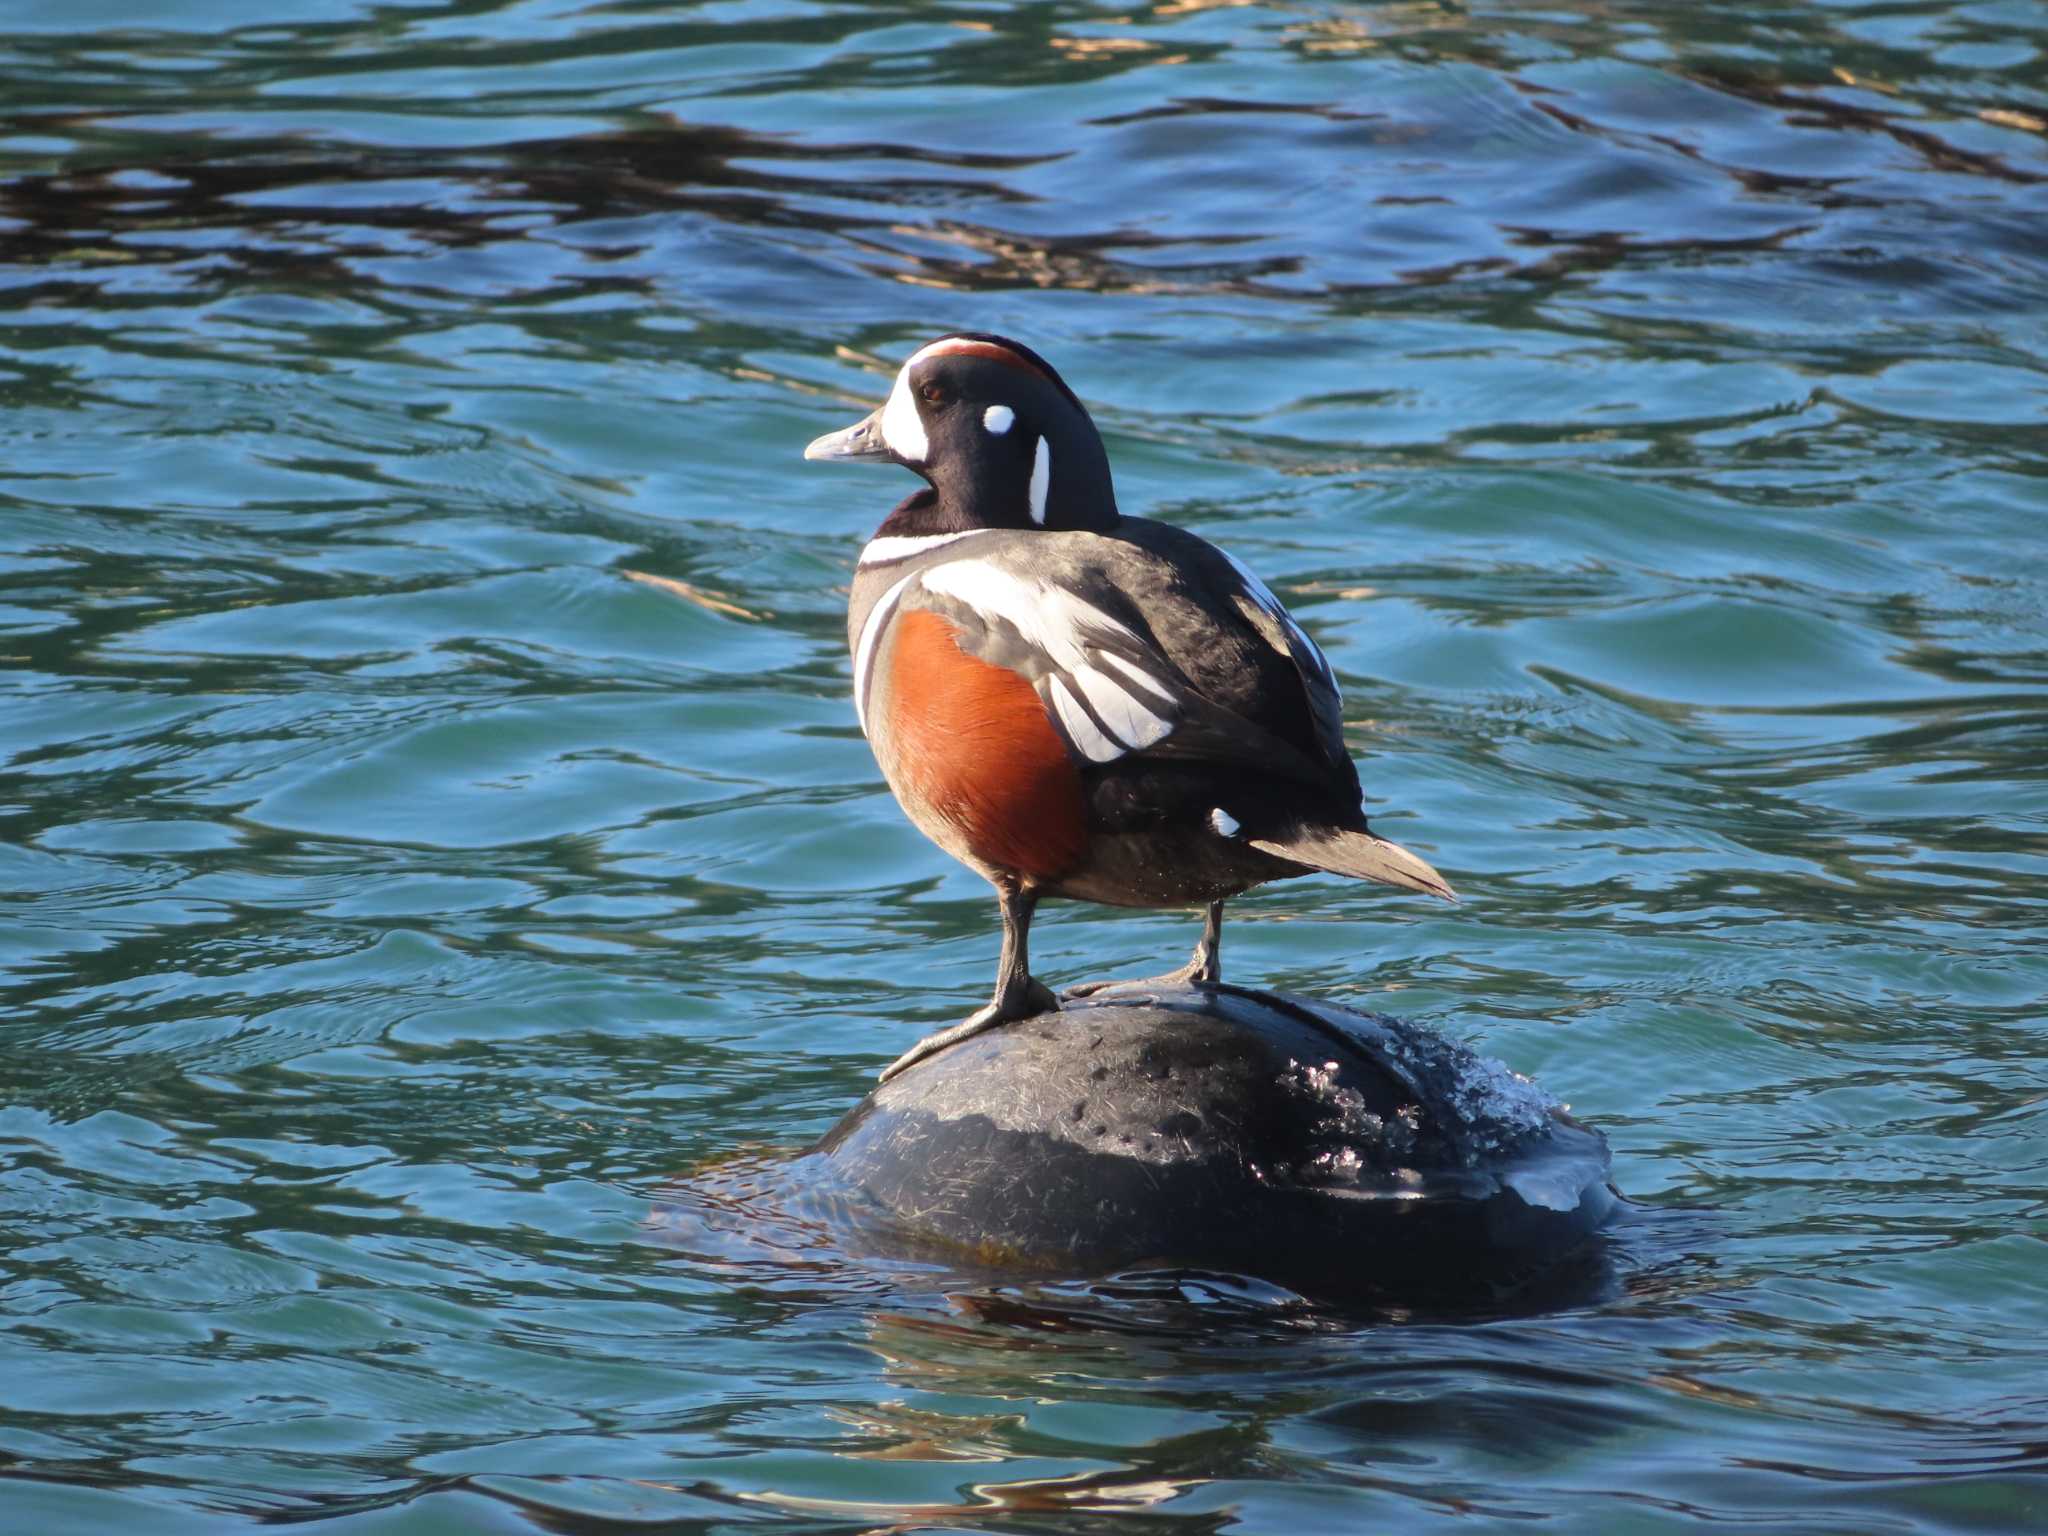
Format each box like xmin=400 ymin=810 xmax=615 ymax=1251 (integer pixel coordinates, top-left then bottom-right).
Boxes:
xmin=982 ymin=404 xmax=1015 ymax=436
xmin=880 ymin=367 xmax=928 ymax=462
xmin=1028 ymin=436 xmax=1051 ymax=525
xmin=1209 ymin=808 xmax=1241 ymax=838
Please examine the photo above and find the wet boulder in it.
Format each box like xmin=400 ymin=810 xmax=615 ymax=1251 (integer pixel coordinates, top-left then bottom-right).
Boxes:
xmin=807 ymin=983 xmax=1614 ymax=1301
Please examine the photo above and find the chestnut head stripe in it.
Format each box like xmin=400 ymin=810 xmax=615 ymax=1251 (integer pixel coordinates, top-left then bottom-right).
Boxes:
xmin=912 ymin=336 xmax=1057 ymax=387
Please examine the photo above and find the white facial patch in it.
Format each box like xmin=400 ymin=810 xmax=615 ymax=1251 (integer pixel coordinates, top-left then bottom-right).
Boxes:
xmin=880 ymin=336 xmax=1023 ymax=463
xmin=880 ymin=365 xmax=928 ymax=462
xmin=1209 ymin=808 xmax=1241 ymax=838
xmin=982 ymin=404 xmax=1014 ymax=436
xmin=1028 ymin=436 xmax=1051 ymax=525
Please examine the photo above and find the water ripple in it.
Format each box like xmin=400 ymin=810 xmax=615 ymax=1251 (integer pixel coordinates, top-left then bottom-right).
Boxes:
xmin=2 ymin=0 xmax=2046 ymax=1531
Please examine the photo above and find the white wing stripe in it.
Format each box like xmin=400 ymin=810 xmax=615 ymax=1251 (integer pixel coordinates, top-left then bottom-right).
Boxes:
xmin=1092 ymin=650 xmax=1177 ymax=711
xmin=1219 ymin=543 xmax=1336 ymax=683
xmin=916 ymin=558 xmax=1181 ymax=764
xmin=1047 ymin=675 xmax=1123 ymax=762
xmin=919 ymin=560 xmax=1144 ymax=668
xmin=1217 ymin=545 xmax=1286 ymax=620
xmin=852 ymin=571 xmax=919 ymax=737
xmin=1072 ymin=665 xmax=1172 ymax=751
xmin=1284 ymin=614 xmax=1335 ymax=682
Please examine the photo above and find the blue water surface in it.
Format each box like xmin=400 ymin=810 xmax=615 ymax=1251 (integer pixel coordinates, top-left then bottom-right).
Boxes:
xmin=2 ymin=1 xmax=2045 ymax=1531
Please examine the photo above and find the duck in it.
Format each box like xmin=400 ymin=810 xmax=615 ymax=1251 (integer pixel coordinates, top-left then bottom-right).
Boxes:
xmin=806 ymin=334 xmax=1453 ymax=1080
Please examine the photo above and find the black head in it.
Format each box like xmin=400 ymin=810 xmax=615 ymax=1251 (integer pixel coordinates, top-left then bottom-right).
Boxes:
xmin=803 ymin=334 xmax=1119 ymax=536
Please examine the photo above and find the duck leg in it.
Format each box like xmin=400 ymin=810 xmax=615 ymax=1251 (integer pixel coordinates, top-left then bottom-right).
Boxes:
xmin=879 ymin=877 xmax=1059 ymax=1082
xmin=1066 ymin=900 xmax=1224 ymax=999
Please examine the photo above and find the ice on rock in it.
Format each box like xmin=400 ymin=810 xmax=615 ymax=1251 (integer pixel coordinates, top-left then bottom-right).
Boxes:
xmin=1274 ymin=1015 xmax=1571 ymax=1196
xmin=1371 ymin=1025 xmax=1561 ymax=1164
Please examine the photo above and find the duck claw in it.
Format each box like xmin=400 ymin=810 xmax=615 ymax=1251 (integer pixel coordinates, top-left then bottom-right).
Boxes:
xmin=1065 ymin=961 xmax=1213 ymax=1001
xmin=877 ymin=975 xmax=1060 ymax=1082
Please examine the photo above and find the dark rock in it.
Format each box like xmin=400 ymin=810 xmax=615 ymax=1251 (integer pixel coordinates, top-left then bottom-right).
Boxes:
xmin=806 ymin=983 xmax=1614 ymax=1301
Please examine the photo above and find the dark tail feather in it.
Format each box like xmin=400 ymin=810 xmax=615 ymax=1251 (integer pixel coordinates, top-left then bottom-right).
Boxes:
xmin=1249 ymin=827 xmax=1457 ymax=902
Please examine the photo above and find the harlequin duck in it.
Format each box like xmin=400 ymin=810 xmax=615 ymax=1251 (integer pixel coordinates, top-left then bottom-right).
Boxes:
xmin=806 ymin=334 xmax=1454 ymax=1080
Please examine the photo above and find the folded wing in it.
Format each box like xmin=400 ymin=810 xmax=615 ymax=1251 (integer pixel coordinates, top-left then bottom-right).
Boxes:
xmin=905 ymin=546 xmax=1340 ymax=788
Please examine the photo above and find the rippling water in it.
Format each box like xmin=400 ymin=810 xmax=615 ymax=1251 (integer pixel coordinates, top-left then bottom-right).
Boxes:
xmin=4 ymin=0 xmax=2046 ymax=1529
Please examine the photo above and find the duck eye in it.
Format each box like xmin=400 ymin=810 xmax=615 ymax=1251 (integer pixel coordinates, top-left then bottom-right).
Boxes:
xmin=919 ymin=381 xmax=951 ymax=406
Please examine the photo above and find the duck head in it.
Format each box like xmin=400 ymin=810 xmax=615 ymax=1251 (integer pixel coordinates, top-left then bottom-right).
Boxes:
xmin=805 ymin=334 xmax=1119 ymax=535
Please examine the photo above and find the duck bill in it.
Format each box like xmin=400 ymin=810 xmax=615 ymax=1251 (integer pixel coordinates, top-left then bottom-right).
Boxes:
xmin=804 ymin=406 xmax=891 ymax=463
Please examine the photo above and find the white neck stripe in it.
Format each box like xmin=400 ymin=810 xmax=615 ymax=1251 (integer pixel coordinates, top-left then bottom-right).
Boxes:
xmin=852 ymin=569 xmax=920 ymax=736
xmin=1028 ymin=435 xmax=1051 ymax=525
xmin=858 ymin=530 xmax=985 ymax=566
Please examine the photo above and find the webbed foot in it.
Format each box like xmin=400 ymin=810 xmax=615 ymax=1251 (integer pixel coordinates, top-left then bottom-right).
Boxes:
xmin=1066 ymin=901 xmax=1224 ymax=1000
xmin=1066 ymin=956 xmax=1216 ymax=999
xmin=878 ymin=975 xmax=1058 ymax=1083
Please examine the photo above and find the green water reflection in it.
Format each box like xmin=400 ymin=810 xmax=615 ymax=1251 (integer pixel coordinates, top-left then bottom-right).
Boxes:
xmin=2 ymin=0 xmax=2045 ymax=1530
